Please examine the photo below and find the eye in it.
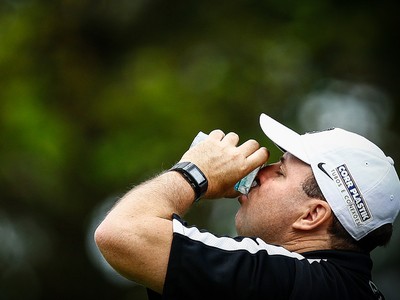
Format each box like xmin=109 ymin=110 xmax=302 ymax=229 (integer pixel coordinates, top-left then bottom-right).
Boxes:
xmin=276 ymin=167 xmax=285 ymax=176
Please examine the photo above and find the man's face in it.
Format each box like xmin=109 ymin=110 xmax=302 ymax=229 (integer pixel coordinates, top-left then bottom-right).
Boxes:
xmin=235 ymin=152 xmax=314 ymax=244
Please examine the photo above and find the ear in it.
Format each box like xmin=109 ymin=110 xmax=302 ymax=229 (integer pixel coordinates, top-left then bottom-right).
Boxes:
xmin=292 ymin=200 xmax=332 ymax=231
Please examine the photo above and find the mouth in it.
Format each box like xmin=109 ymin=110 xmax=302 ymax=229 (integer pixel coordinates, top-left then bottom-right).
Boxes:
xmin=238 ymin=177 xmax=260 ymax=205
xmin=238 ymin=193 xmax=249 ymax=205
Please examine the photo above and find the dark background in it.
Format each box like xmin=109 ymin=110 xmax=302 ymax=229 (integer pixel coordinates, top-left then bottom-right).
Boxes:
xmin=0 ymin=1 xmax=399 ymax=299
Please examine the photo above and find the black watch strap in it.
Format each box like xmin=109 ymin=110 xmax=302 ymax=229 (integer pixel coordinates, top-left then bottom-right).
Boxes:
xmin=169 ymin=162 xmax=208 ymax=202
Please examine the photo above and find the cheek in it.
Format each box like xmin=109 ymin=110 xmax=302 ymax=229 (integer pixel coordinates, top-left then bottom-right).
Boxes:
xmin=235 ymin=193 xmax=271 ymax=233
xmin=241 ymin=186 xmax=296 ymax=224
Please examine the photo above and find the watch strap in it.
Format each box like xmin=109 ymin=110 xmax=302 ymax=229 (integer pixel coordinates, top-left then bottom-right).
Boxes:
xmin=169 ymin=162 xmax=208 ymax=202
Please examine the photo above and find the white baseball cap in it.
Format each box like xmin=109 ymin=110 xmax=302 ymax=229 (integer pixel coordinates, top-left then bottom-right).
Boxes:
xmin=259 ymin=113 xmax=400 ymax=241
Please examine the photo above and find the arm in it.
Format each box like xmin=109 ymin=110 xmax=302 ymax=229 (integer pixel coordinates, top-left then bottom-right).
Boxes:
xmin=94 ymin=130 xmax=269 ymax=293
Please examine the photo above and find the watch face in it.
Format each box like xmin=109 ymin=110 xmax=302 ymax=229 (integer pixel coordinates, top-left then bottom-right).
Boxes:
xmin=190 ymin=167 xmax=205 ymax=183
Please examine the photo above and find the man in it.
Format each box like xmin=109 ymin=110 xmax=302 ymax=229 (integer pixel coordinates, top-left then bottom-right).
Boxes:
xmin=95 ymin=113 xmax=400 ymax=299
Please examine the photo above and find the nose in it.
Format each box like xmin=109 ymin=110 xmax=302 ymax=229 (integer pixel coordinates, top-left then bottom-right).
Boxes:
xmin=256 ymin=163 xmax=279 ymax=181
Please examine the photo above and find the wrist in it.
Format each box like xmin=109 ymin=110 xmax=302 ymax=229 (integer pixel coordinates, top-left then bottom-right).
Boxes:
xmin=169 ymin=162 xmax=208 ymax=202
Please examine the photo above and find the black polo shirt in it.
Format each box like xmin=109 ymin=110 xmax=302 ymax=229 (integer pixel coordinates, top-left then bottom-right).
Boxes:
xmin=147 ymin=214 xmax=385 ymax=300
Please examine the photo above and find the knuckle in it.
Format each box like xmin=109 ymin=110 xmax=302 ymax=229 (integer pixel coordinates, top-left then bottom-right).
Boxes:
xmin=209 ymin=129 xmax=225 ymax=138
xmin=214 ymin=129 xmax=225 ymax=134
xmin=225 ymin=132 xmax=239 ymax=141
xmin=248 ymin=139 xmax=260 ymax=147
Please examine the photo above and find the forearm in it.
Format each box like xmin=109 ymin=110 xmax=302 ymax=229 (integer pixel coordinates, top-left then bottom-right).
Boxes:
xmin=115 ymin=171 xmax=196 ymax=220
xmin=95 ymin=170 xmax=195 ymax=292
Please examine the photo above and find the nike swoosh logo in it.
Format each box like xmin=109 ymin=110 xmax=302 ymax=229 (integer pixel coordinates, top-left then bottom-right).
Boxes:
xmin=317 ymin=163 xmax=332 ymax=180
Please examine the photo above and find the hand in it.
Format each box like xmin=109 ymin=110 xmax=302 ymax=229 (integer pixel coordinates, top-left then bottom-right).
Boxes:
xmin=178 ymin=130 xmax=269 ymax=199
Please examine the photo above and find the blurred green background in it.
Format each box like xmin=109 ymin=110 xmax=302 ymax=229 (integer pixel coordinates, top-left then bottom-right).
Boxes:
xmin=0 ymin=0 xmax=399 ymax=299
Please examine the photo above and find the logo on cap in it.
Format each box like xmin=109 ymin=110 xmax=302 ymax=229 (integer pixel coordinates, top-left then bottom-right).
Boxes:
xmin=317 ymin=162 xmax=332 ymax=180
xmin=334 ymin=164 xmax=373 ymax=226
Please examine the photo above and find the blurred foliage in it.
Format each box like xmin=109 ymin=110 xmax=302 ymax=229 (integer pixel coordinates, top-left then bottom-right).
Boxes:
xmin=0 ymin=0 xmax=399 ymax=299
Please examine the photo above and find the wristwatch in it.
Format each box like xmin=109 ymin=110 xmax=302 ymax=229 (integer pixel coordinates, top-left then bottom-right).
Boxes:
xmin=169 ymin=162 xmax=208 ymax=202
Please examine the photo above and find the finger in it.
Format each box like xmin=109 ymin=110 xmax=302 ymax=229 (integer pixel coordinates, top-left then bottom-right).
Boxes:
xmin=208 ymin=129 xmax=225 ymax=140
xmin=224 ymin=189 xmax=241 ymax=199
xmin=238 ymin=139 xmax=261 ymax=156
xmin=246 ymin=147 xmax=270 ymax=169
xmin=222 ymin=132 xmax=239 ymax=146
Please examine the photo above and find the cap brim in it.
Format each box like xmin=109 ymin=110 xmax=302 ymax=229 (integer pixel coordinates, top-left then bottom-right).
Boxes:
xmin=259 ymin=113 xmax=310 ymax=164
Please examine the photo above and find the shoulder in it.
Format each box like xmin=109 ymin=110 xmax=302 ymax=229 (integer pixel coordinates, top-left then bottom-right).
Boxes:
xmin=172 ymin=214 xmax=306 ymax=258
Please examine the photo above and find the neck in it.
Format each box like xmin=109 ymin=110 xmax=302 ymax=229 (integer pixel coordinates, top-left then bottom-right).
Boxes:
xmin=279 ymin=233 xmax=331 ymax=253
